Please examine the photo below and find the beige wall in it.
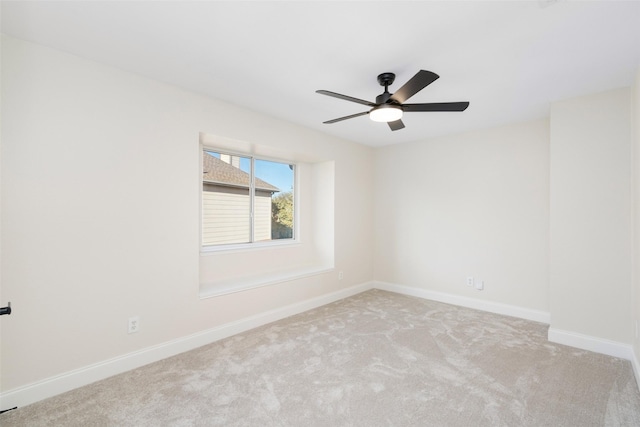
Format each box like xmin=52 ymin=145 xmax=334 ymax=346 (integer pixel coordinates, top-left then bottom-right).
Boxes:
xmin=0 ymin=36 xmax=374 ymax=392
xmin=373 ymin=120 xmax=550 ymax=312
xmin=373 ymin=86 xmax=638 ymax=348
xmin=634 ymin=69 xmax=640 ymax=360
xmin=549 ymin=88 xmax=633 ymax=343
xmin=2 ymin=33 xmax=639 ymax=404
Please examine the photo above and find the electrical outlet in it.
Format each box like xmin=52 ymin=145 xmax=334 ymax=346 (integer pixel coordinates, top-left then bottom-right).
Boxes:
xmin=128 ymin=316 xmax=140 ymax=334
xmin=338 ymin=271 xmax=344 ymax=280
xmin=466 ymin=276 xmax=474 ymax=287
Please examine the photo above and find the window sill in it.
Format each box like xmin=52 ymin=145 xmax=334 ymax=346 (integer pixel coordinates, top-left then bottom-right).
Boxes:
xmin=199 ymin=265 xmax=333 ymax=299
xmin=200 ymin=239 xmax=300 ymax=255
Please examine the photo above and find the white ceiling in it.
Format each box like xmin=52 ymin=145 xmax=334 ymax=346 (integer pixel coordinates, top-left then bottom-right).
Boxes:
xmin=2 ymin=1 xmax=639 ymax=147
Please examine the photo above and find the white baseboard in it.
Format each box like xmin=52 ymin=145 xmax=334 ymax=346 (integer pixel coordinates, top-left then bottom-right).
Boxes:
xmin=373 ymin=281 xmax=551 ymax=324
xmin=0 ymin=281 xmax=374 ymax=410
xmin=632 ymin=349 xmax=640 ymax=392
xmin=4 ymin=280 xmax=636 ymax=410
xmin=377 ymin=281 xmax=640 ymax=388
xmin=547 ymin=327 xmax=635 ymax=361
xmin=548 ymin=328 xmax=640 ymax=390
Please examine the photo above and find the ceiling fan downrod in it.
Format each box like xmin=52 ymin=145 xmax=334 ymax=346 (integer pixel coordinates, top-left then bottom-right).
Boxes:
xmin=376 ymin=72 xmax=396 ymax=104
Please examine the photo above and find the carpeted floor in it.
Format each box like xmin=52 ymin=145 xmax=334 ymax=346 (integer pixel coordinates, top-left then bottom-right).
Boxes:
xmin=3 ymin=289 xmax=640 ymax=426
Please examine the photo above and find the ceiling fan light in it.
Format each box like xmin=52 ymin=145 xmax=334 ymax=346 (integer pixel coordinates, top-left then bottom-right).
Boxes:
xmin=369 ymin=104 xmax=403 ymax=123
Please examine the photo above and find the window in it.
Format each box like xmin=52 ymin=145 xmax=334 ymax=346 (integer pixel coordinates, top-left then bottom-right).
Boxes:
xmin=202 ymin=150 xmax=295 ymax=247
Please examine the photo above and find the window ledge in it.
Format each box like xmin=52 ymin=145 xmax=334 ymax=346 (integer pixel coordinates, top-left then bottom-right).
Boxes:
xmin=199 ymin=265 xmax=333 ymax=299
xmin=200 ymin=240 xmax=300 ymax=255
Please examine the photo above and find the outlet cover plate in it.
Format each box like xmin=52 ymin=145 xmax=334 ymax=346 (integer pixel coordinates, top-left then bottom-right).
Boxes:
xmin=128 ymin=316 xmax=140 ymax=334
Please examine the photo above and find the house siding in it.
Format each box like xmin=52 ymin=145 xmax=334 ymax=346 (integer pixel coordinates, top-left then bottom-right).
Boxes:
xmin=202 ymin=184 xmax=273 ymax=245
xmin=254 ymin=191 xmax=272 ymax=242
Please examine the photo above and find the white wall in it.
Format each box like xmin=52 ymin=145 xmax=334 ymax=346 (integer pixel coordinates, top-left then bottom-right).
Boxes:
xmin=549 ymin=88 xmax=633 ymax=344
xmin=373 ymin=120 xmax=550 ymax=313
xmin=0 ymin=36 xmax=374 ymax=396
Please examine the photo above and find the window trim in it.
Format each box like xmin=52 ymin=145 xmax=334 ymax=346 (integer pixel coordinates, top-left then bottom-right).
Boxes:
xmin=200 ymin=146 xmax=299 ymax=253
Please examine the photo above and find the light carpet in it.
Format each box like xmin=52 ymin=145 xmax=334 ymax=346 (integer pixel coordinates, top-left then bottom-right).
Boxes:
xmin=2 ymin=289 xmax=640 ymax=426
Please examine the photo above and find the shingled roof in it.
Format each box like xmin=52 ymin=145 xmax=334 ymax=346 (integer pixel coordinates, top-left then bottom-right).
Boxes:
xmin=203 ymin=152 xmax=280 ymax=192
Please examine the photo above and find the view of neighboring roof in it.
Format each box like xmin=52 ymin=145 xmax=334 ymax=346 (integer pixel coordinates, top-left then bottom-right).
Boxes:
xmin=202 ymin=152 xmax=280 ymax=192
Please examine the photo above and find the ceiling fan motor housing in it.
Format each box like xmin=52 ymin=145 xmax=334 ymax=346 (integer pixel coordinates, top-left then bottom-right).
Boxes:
xmin=376 ymin=93 xmax=393 ymax=104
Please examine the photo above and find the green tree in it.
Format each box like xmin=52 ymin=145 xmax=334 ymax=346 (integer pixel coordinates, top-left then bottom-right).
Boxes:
xmin=271 ymin=191 xmax=293 ymax=239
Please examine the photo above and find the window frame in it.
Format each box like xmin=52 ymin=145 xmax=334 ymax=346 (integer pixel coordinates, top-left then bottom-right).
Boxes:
xmin=200 ymin=147 xmax=299 ymax=253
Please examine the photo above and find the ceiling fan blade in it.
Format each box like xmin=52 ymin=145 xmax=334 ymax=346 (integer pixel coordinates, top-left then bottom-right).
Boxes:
xmin=390 ymin=70 xmax=439 ymax=104
xmin=323 ymin=111 xmax=369 ymax=124
xmin=316 ymin=90 xmax=376 ymax=107
xmin=402 ymin=102 xmax=470 ymax=112
xmin=387 ymin=119 xmax=405 ymax=131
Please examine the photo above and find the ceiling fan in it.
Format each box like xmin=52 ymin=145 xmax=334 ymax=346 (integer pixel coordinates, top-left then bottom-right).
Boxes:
xmin=316 ymin=70 xmax=469 ymax=131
